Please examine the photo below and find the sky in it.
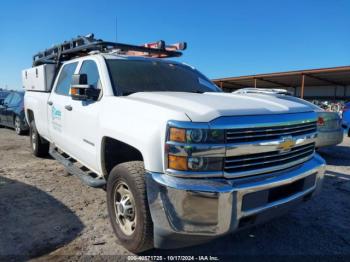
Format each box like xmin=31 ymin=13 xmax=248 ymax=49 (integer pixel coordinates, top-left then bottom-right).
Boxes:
xmin=0 ymin=0 xmax=350 ymax=90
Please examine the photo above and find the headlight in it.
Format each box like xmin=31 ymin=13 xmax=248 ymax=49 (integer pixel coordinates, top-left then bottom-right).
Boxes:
xmin=187 ymin=156 xmax=223 ymax=171
xmin=166 ymin=122 xmax=225 ymax=175
xmin=169 ymin=127 xmax=225 ymax=143
xmin=187 ymin=129 xmax=206 ymax=143
xmin=168 ymin=155 xmax=223 ymax=172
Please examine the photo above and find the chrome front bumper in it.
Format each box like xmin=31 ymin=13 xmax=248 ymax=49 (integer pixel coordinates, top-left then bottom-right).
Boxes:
xmin=146 ymin=154 xmax=326 ymax=249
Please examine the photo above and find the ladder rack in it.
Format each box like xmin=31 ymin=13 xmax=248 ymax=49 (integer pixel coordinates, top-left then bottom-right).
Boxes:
xmin=32 ymin=33 xmax=186 ymax=67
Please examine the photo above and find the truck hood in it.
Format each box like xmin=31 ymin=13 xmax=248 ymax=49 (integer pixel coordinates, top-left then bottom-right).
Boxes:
xmin=127 ymin=92 xmax=315 ymax=122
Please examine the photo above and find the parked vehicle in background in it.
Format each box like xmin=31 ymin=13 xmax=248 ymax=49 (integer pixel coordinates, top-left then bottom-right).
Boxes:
xmin=315 ymin=111 xmax=343 ymax=147
xmin=233 ymin=88 xmax=292 ymax=95
xmin=312 ymin=100 xmax=344 ymax=113
xmin=0 ymin=90 xmax=10 ymax=105
xmin=0 ymin=91 xmax=29 ymax=135
xmin=23 ymin=34 xmax=325 ymax=252
xmin=342 ymin=102 xmax=350 ymax=137
xmin=233 ymin=88 xmax=343 ymax=147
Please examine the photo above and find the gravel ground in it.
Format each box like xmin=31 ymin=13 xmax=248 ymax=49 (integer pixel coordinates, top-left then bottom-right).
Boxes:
xmin=0 ymin=127 xmax=349 ymax=261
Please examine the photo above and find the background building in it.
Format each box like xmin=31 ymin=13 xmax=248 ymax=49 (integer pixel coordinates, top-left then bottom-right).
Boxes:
xmin=213 ymin=66 xmax=350 ymax=101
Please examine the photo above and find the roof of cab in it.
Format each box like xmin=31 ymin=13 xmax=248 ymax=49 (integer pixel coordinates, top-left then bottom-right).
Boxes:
xmin=101 ymin=52 xmax=181 ymax=63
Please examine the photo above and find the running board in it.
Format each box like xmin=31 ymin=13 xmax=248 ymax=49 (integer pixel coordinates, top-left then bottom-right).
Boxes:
xmin=49 ymin=145 xmax=106 ymax=188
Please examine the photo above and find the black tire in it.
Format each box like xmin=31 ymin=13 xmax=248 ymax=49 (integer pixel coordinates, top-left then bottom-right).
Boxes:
xmin=14 ymin=116 xmax=25 ymax=135
xmin=30 ymin=120 xmax=49 ymax=157
xmin=107 ymin=161 xmax=153 ymax=253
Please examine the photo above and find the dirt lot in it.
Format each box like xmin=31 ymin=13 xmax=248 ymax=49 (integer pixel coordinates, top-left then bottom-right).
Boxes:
xmin=0 ymin=127 xmax=350 ymax=261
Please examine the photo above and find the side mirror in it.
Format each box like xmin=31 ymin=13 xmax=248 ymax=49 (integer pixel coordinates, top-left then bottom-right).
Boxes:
xmin=72 ymin=74 xmax=87 ymax=86
xmin=70 ymin=74 xmax=100 ymax=101
xmin=0 ymin=100 xmax=4 ymax=106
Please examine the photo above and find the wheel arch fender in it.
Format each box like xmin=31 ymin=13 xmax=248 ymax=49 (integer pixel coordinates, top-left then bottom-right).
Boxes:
xmin=100 ymin=136 xmax=151 ymax=178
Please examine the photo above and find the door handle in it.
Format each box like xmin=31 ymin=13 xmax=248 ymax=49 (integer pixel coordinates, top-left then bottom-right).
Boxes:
xmin=47 ymin=101 xmax=53 ymax=106
xmin=64 ymin=105 xmax=73 ymax=111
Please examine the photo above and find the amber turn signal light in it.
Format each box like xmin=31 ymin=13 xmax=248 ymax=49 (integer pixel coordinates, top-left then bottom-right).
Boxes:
xmin=169 ymin=127 xmax=186 ymax=142
xmin=70 ymin=87 xmax=79 ymax=96
xmin=168 ymin=155 xmax=187 ymax=171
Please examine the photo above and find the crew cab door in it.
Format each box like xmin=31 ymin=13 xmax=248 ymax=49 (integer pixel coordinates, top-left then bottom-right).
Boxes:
xmin=0 ymin=93 xmax=13 ymax=126
xmin=63 ymin=60 xmax=102 ymax=172
xmin=5 ymin=93 xmax=22 ymax=126
xmin=48 ymin=61 xmax=79 ymax=151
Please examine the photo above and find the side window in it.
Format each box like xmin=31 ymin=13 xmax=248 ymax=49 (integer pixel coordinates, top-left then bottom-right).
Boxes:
xmin=3 ymin=94 xmax=13 ymax=105
xmin=79 ymin=60 xmax=101 ymax=89
xmin=8 ymin=93 xmax=21 ymax=106
xmin=55 ymin=62 xmax=78 ymax=95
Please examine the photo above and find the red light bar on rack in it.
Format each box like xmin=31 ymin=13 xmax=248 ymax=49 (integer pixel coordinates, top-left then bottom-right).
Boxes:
xmin=143 ymin=40 xmax=187 ymax=51
xmin=166 ymin=42 xmax=187 ymax=51
xmin=123 ymin=40 xmax=187 ymax=58
xmin=144 ymin=40 xmax=165 ymax=49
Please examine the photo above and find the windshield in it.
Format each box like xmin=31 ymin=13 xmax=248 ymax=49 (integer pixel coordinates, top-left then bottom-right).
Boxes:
xmin=106 ymin=59 xmax=221 ymax=95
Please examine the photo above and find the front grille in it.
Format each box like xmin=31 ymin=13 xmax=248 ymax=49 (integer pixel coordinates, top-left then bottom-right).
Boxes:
xmin=226 ymin=121 xmax=317 ymax=143
xmin=224 ymin=143 xmax=315 ymax=174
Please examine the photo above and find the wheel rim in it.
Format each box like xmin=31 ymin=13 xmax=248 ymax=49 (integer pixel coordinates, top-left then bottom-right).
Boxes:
xmin=31 ymin=130 xmax=37 ymax=151
xmin=15 ymin=117 xmax=21 ymax=134
xmin=113 ymin=182 xmax=137 ymax=236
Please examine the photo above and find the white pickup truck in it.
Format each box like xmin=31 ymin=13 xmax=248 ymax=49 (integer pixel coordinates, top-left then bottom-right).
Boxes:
xmin=23 ymin=35 xmax=325 ymax=252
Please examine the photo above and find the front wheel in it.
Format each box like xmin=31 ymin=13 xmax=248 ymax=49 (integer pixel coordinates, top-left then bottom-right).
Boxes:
xmin=107 ymin=161 xmax=153 ymax=253
xmin=14 ymin=116 xmax=25 ymax=135
xmin=30 ymin=120 xmax=49 ymax=157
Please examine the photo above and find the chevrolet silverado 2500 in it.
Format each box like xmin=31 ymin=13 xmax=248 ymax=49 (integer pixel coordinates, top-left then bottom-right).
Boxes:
xmin=23 ymin=35 xmax=325 ymax=252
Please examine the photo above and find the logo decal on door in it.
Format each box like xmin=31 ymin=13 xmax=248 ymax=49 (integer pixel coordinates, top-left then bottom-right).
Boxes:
xmin=51 ymin=106 xmax=62 ymax=120
xmin=51 ymin=106 xmax=62 ymax=132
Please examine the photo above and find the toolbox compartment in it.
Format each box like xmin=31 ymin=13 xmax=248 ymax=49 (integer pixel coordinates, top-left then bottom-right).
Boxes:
xmin=22 ymin=64 xmax=56 ymax=92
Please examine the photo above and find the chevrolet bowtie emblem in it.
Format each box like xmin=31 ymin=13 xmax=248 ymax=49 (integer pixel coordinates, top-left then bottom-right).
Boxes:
xmin=278 ymin=136 xmax=295 ymax=152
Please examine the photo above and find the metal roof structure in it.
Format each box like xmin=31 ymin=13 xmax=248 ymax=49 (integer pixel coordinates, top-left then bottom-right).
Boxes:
xmin=213 ymin=66 xmax=350 ymax=98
